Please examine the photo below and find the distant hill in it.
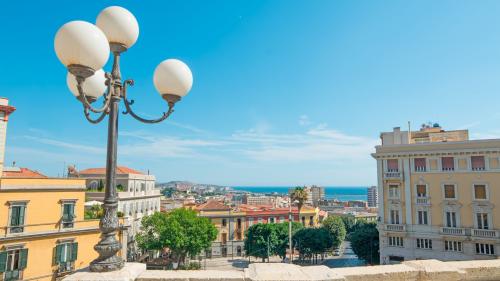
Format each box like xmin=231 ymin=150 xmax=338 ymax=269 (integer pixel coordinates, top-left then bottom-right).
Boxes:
xmin=156 ymin=181 xmax=229 ymax=192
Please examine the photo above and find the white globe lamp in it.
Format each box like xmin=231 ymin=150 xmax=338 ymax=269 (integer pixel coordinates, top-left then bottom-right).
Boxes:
xmin=97 ymin=6 xmax=139 ymax=50
xmin=67 ymin=69 xmax=107 ymax=102
xmin=153 ymin=59 xmax=193 ymax=105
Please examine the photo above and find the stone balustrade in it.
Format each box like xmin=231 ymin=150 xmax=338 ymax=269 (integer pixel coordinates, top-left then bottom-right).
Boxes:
xmin=64 ymin=259 xmax=500 ymax=281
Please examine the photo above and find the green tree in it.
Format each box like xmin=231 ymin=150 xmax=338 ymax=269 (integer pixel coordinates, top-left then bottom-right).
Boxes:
xmin=293 ymin=228 xmax=332 ymax=264
xmin=349 ymin=222 xmax=379 ymax=265
xmin=274 ymin=222 xmax=304 ymax=259
xmin=290 ymin=186 xmax=309 ymax=213
xmin=136 ymin=208 xmax=217 ymax=265
xmin=340 ymin=215 xmax=356 ymax=234
xmin=321 ymin=216 xmax=346 ymax=249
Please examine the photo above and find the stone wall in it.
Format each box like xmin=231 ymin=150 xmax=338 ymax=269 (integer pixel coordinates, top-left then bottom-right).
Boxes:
xmin=65 ymin=259 xmax=500 ymax=281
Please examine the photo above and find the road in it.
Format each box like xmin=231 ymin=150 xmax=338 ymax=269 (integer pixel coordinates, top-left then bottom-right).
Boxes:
xmin=322 ymin=241 xmax=366 ymax=268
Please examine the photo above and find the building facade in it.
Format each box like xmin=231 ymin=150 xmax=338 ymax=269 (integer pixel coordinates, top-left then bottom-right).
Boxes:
xmin=367 ymin=186 xmax=378 ymax=208
xmin=374 ymin=125 xmax=500 ymax=264
xmin=70 ymin=167 xmax=160 ymax=261
xmin=0 ymin=168 xmax=128 ymax=281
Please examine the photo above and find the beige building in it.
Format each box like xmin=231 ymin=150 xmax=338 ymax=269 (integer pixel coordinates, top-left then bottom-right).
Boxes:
xmin=373 ymin=125 xmax=500 ymax=264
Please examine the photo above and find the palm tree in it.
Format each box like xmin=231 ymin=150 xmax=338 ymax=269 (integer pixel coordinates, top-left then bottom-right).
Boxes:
xmin=290 ymin=186 xmax=308 ymax=214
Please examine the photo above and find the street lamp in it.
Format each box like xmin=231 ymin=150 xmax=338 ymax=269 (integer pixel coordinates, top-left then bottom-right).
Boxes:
xmin=289 ymin=198 xmax=299 ymax=263
xmin=54 ymin=6 xmax=193 ymax=272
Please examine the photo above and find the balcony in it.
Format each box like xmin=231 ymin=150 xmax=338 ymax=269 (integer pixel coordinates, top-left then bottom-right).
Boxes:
xmin=472 ymin=228 xmax=499 ymax=238
xmin=385 ymin=224 xmax=405 ymax=232
xmin=440 ymin=227 xmax=467 ymax=236
xmin=415 ymin=197 xmax=430 ymax=205
xmin=384 ymin=171 xmax=401 ymax=179
xmin=415 ymin=166 xmax=427 ymax=172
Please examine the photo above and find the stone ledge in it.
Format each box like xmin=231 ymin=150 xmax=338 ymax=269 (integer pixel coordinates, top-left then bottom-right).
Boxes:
xmin=64 ymin=263 xmax=146 ymax=281
xmin=65 ymin=259 xmax=500 ymax=281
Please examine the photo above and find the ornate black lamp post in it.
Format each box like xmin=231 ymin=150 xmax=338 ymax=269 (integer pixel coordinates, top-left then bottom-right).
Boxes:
xmin=54 ymin=6 xmax=193 ymax=272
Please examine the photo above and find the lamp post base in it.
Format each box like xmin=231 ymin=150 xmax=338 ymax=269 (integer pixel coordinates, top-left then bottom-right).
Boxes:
xmin=89 ymin=233 xmax=124 ymax=272
xmin=90 ymin=255 xmax=124 ymax=272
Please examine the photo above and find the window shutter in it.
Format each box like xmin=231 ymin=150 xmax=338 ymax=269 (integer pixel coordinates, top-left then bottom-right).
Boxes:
xmin=56 ymin=244 xmax=64 ymax=263
xmin=0 ymin=251 xmax=7 ymax=273
xmin=10 ymin=207 xmax=19 ymax=226
xmin=19 ymin=248 xmax=28 ymax=269
xmin=71 ymin=243 xmax=78 ymax=262
xmin=70 ymin=204 xmax=75 ymax=218
xmin=19 ymin=206 xmax=25 ymax=225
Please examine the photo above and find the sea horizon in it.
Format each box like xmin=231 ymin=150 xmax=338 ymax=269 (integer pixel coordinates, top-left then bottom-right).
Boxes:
xmin=231 ymin=186 xmax=369 ymax=202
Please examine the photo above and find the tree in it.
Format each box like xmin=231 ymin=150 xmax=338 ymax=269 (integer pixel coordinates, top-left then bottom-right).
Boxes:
xmin=136 ymin=208 xmax=217 ymax=265
xmin=349 ymin=222 xmax=379 ymax=265
xmin=244 ymin=223 xmax=275 ymax=262
xmin=340 ymin=215 xmax=356 ymax=234
xmin=290 ymin=186 xmax=309 ymax=214
xmin=293 ymin=228 xmax=332 ymax=264
xmin=244 ymin=222 xmax=303 ymax=261
xmin=321 ymin=216 xmax=346 ymax=249
xmin=274 ymin=222 xmax=304 ymax=260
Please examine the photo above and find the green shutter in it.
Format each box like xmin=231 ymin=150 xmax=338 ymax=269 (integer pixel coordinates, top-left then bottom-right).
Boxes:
xmin=10 ymin=206 xmax=19 ymax=226
xmin=55 ymin=244 xmax=64 ymax=264
xmin=0 ymin=251 xmax=7 ymax=273
xmin=19 ymin=248 xmax=28 ymax=269
xmin=70 ymin=243 xmax=78 ymax=262
xmin=19 ymin=206 xmax=25 ymax=226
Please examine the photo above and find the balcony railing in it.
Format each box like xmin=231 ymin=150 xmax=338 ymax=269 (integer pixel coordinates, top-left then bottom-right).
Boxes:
xmin=385 ymin=224 xmax=405 ymax=232
xmin=416 ymin=197 xmax=430 ymax=205
xmin=384 ymin=171 xmax=401 ymax=179
xmin=472 ymin=167 xmax=486 ymax=171
xmin=440 ymin=227 xmax=467 ymax=236
xmin=472 ymin=229 xmax=498 ymax=238
xmin=415 ymin=166 xmax=427 ymax=172
xmin=442 ymin=167 xmax=455 ymax=172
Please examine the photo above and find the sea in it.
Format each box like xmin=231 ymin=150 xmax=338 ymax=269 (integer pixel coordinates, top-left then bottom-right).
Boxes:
xmin=231 ymin=186 xmax=368 ymax=202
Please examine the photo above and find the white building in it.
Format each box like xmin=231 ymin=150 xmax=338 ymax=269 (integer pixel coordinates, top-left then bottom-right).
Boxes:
xmin=70 ymin=166 xmax=161 ymax=261
xmin=367 ymin=186 xmax=378 ymax=207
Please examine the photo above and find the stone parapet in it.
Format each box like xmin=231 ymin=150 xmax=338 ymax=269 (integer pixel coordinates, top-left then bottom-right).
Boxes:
xmin=64 ymin=259 xmax=500 ymax=281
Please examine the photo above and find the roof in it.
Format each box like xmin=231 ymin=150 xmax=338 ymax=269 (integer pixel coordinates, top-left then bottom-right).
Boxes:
xmin=238 ymin=204 xmax=316 ymax=215
xmin=78 ymin=166 xmax=144 ymax=175
xmin=196 ymin=200 xmax=231 ymax=211
xmin=2 ymin=167 xmax=47 ymax=178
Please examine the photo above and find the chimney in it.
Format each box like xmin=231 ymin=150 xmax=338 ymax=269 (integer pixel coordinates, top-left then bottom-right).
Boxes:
xmin=0 ymin=98 xmax=16 ymax=178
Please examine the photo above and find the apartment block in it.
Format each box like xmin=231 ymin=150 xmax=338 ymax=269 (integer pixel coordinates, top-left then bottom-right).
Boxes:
xmin=367 ymin=186 xmax=378 ymax=207
xmin=373 ymin=125 xmax=500 ymax=264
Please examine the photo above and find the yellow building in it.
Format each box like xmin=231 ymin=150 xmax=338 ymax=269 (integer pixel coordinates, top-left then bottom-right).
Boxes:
xmin=0 ymin=168 xmax=128 ymax=281
xmin=373 ymin=125 xmax=500 ymax=264
xmin=196 ymin=201 xmax=246 ymax=258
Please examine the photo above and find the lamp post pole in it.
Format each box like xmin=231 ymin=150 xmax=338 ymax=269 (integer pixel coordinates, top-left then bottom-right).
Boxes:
xmin=54 ymin=6 xmax=193 ymax=272
xmin=289 ymin=197 xmax=293 ymax=263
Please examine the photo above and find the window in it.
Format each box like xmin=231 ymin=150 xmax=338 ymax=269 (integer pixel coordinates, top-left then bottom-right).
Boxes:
xmin=476 ymin=243 xmax=495 ymax=255
xmin=445 ymin=241 xmax=462 ymax=252
xmin=474 ymin=184 xmax=487 ymax=200
xmin=390 ymin=210 xmax=400 ymax=224
xmin=388 ymin=185 xmax=399 ymax=199
xmin=249 ymin=218 xmax=254 ymax=226
xmin=221 ymin=233 xmax=227 ymax=244
xmin=416 ymin=238 xmax=432 ymax=249
xmin=309 ymin=216 xmax=314 ymax=226
xmin=471 ymin=156 xmax=486 ymax=171
xmin=387 ymin=159 xmax=399 ymax=172
xmin=301 ymin=216 xmax=306 ymax=226
xmin=269 ymin=217 xmax=275 ymax=223
xmin=416 ymin=185 xmax=427 ymax=197
xmin=414 ymin=158 xmax=426 ymax=172
xmin=55 ymin=242 xmax=78 ymax=273
xmin=62 ymin=202 xmax=75 ymax=228
xmin=417 ymin=210 xmax=428 ymax=225
xmin=442 ymin=157 xmax=455 ymax=171
xmin=237 ymin=218 xmax=242 ymax=229
xmin=0 ymin=248 xmax=28 ymax=281
xmin=279 ymin=216 xmax=285 ymax=223
xmin=446 ymin=211 xmax=457 ymax=228
xmin=258 ymin=217 xmax=263 ymax=223
xmin=476 ymin=213 xmax=489 ymax=229
xmin=222 ymin=219 xmax=227 ymax=227
xmin=443 ymin=184 xmax=456 ymax=199
xmin=9 ymin=204 xmax=26 ymax=234
xmin=388 ymin=236 xmax=404 ymax=247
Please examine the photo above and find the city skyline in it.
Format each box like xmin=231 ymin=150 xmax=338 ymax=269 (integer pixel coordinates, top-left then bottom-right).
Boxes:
xmin=5 ymin=0 xmax=500 ymax=185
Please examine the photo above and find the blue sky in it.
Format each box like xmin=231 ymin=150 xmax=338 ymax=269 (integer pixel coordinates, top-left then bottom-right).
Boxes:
xmin=3 ymin=0 xmax=500 ymax=186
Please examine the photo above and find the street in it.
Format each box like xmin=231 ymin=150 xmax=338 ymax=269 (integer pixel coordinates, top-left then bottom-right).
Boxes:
xmin=322 ymin=241 xmax=366 ymax=268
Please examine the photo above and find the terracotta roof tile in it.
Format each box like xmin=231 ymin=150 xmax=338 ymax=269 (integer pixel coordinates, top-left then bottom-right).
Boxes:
xmin=196 ymin=200 xmax=231 ymax=211
xmin=2 ymin=167 xmax=47 ymax=178
xmin=79 ymin=166 xmax=144 ymax=175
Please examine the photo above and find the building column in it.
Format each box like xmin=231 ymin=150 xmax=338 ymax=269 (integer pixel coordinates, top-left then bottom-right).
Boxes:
xmin=403 ymin=158 xmax=412 ymax=228
xmin=377 ymin=159 xmax=384 ymax=222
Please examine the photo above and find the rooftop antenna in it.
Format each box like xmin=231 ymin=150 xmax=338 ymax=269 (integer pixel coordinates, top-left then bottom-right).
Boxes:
xmin=407 ymin=121 xmax=411 ymax=144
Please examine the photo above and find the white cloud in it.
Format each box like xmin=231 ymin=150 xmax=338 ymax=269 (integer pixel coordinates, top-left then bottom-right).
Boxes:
xmin=299 ymin=115 xmax=311 ymax=126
